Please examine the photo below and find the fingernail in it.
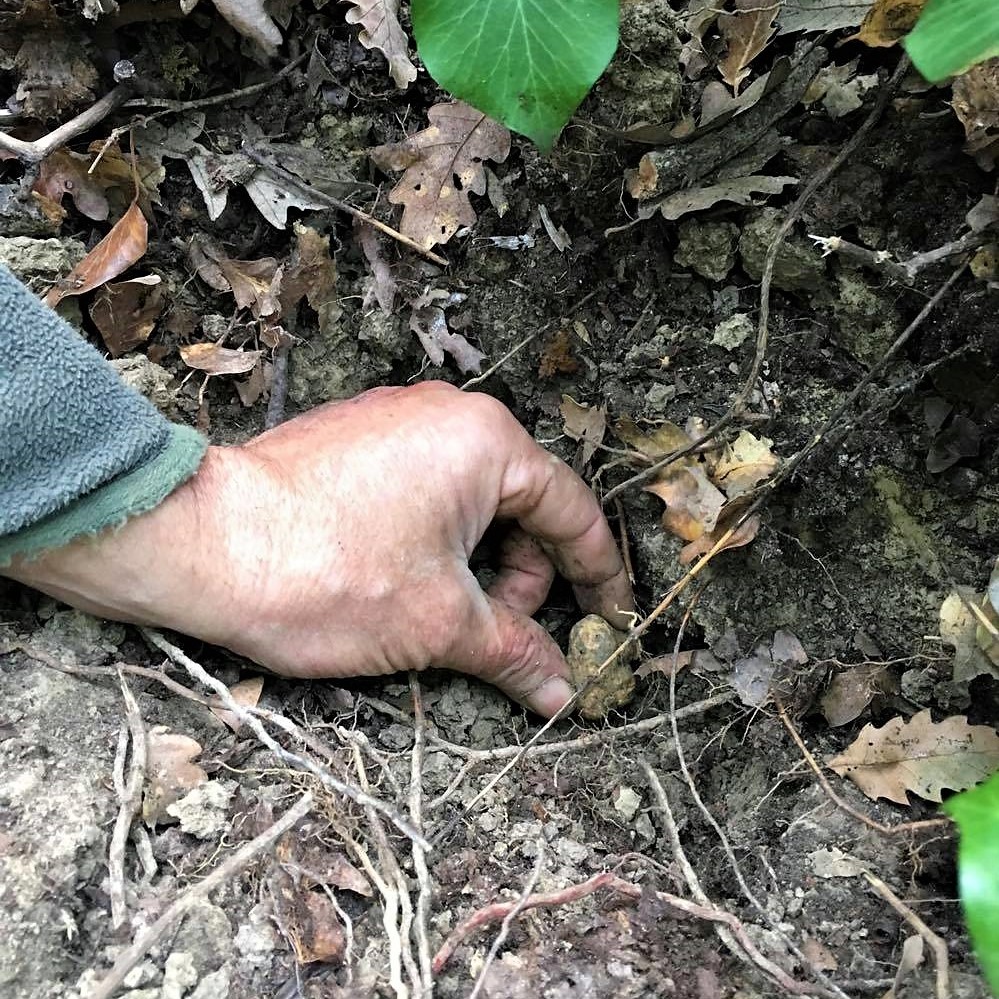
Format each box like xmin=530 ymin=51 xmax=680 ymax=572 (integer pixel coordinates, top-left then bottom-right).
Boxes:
xmin=530 ymin=676 xmax=574 ymax=718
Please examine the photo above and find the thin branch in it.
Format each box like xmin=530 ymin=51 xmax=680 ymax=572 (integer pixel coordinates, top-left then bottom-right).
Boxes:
xmin=0 ymin=86 xmax=133 ymax=163
xmin=88 ymin=792 xmax=313 ymax=999
xmin=109 ymin=669 xmax=147 ymax=930
xmin=408 ymin=674 xmax=434 ymax=998
xmin=242 ymin=146 xmax=449 ymax=268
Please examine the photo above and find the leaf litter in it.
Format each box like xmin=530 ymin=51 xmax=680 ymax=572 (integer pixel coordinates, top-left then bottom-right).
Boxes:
xmin=828 ymin=710 xmax=999 ymax=804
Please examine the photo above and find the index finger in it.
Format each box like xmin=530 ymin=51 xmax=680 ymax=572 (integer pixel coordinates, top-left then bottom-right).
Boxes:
xmin=495 ymin=429 xmax=635 ymax=629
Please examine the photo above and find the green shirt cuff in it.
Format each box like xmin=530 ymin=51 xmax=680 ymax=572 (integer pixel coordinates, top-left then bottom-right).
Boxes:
xmin=0 ymin=424 xmax=207 ymax=567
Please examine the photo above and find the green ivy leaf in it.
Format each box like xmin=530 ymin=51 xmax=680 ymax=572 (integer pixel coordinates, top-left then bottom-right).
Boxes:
xmin=904 ymin=0 xmax=999 ymax=82
xmin=411 ymin=0 xmax=619 ymax=153
xmin=944 ymin=769 xmax=999 ymax=994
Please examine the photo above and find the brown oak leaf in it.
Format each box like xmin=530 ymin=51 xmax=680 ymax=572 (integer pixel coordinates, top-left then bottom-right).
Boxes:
xmin=89 ymin=275 xmax=165 ymax=358
xmin=828 ymin=710 xmax=999 ymax=804
xmin=345 ymin=0 xmax=418 ymax=89
xmin=371 ymin=103 xmax=511 ymax=250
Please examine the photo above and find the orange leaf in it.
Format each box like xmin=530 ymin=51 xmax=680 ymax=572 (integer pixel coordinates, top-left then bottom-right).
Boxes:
xmin=679 ymin=512 xmax=761 ymax=565
xmin=209 ymin=677 xmax=264 ymax=733
xmin=180 ymin=343 xmax=263 ymax=376
xmin=645 ymin=465 xmax=726 ymax=541
xmin=45 ymin=200 xmax=147 ymax=307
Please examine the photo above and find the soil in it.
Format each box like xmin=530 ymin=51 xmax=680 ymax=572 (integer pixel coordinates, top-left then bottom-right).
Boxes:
xmin=2 ymin=2 xmax=998 ymax=998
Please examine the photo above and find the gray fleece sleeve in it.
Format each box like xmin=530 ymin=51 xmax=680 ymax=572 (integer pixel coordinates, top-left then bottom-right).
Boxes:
xmin=0 ymin=264 xmax=206 ymax=563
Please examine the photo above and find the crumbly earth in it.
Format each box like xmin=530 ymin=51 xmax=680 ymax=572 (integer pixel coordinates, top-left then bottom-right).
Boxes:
xmin=2 ymin=2 xmax=998 ymax=998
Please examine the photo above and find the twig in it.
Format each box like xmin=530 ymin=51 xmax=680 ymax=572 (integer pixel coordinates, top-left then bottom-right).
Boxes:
xmin=0 ymin=85 xmax=133 ymax=163
xmin=467 ymin=842 xmax=546 ymax=999
xmin=460 ymin=332 xmax=538 ymax=391
xmin=109 ymin=670 xmax=147 ymax=930
xmin=88 ymin=792 xmax=313 ymax=999
xmin=408 ymin=674 xmax=434 ymax=998
xmin=91 ymin=53 xmax=309 ymax=172
xmin=242 ymin=146 xmax=449 ymax=268
xmin=459 ymin=288 xmax=599 ymax=391
xmin=600 ymin=54 xmax=911 ymax=507
xmin=810 ymin=230 xmax=990 ymax=285
xmin=367 ymin=691 xmax=732 ymax=764
xmin=613 ymin=497 xmax=636 ymax=586
xmin=863 ymin=871 xmax=950 ymax=999
xmin=349 ymin=744 xmax=417 ymax=999
xmin=775 ymin=700 xmax=950 ymax=836
xmin=141 ymin=628 xmax=430 ymax=851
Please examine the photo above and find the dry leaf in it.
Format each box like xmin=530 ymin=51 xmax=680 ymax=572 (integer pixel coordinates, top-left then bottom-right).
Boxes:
xmin=371 ymin=103 xmax=511 ymax=250
xmin=32 ymin=149 xmax=109 ymax=221
xmin=208 ymin=0 xmax=282 ymax=52
xmin=778 ymin=0 xmax=869 ymax=33
xmin=84 ymin=142 xmax=164 ymax=220
xmin=560 ymin=395 xmax=607 ymax=465
xmin=209 ymin=677 xmax=264 ymax=733
xmin=717 ymin=0 xmax=780 ymax=94
xmin=89 ymin=275 xmax=165 ymax=358
xmin=45 ymin=201 xmax=148 ymax=307
xmin=679 ymin=511 xmax=761 ymax=565
xmin=236 ymin=361 xmax=268 ymax=407
xmin=820 ymin=663 xmax=893 ymax=727
xmin=356 ymin=219 xmax=398 ymax=315
xmin=180 ymin=343 xmax=264 ymax=376
xmin=646 ymin=465 xmax=726 ymax=542
xmin=845 ymin=0 xmax=925 ymax=47
xmin=345 ymin=0 xmax=417 ymax=89
xmin=636 ymin=649 xmax=708 ymax=679
xmin=731 ymin=645 xmax=774 ymax=707
xmin=408 ymin=288 xmax=485 ymax=374
xmin=827 ymin=710 xmax=999 ymax=804
xmin=280 ymin=223 xmax=339 ymax=333
xmin=801 ymin=938 xmax=838 ymax=973
xmin=951 ymin=59 xmax=999 ymax=171
xmin=940 ymin=588 xmax=999 ymax=684
xmin=647 ymin=176 xmax=798 ymax=221
xmin=217 ymin=256 xmax=283 ymax=319
xmin=143 ymin=727 xmax=208 ymax=826
xmin=713 ymin=430 xmax=779 ymax=499
xmin=614 ymin=416 xmax=693 ymax=459
xmin=287 ymin=890 xmax=346 ymax=964
xmin=772 ymin=629 xmax=808 ymax=666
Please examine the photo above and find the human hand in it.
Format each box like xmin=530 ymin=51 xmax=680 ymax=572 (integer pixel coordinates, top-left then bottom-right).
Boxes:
xmin=7 ymin=382 xmax=634 ymax=716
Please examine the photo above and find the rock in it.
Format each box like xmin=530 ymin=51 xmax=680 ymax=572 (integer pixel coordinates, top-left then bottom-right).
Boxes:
xmin=109 ymin=355 xmax=175 ymax=415
xmin=675 ymin=219 xmax=738 ymax=281
xmin=567 ymin=615 xmax=637 ymax=719
xmin=739 ymin=208 xmax=827 ymax=294
xmin=166 ymin=781 xmax=235 ymax=839
xmin=160 ymin=952 xmax=197 ymax=999
xmin=0 ymin=236 xmax=87 ymax=282
xmin=711 ymin=313 xmax=755 ymax=351
xmin=40 ymin=608 xmax=125 ymax=660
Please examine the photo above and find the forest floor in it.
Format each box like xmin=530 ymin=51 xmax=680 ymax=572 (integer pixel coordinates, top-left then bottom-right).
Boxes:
xmin=1 ymin=1 xmax=998 ymax=997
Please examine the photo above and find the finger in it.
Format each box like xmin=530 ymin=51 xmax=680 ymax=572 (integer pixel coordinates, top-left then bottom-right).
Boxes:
xmin=496 ymin=441 xmax=635 ymax=629
xmin=486 ymin=527 xmax=556 ymax=617
xmin=444 ymin=592 xmax=574 ymax=717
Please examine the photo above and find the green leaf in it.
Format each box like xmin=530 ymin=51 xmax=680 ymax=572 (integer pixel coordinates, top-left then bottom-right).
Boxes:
xmin=904 ymin=0 xmax=999 ymax=82
xmin=944 ymin=769 xmax=999 ymax=994
xmin=411 ymin=0 xmax=619 ymax=152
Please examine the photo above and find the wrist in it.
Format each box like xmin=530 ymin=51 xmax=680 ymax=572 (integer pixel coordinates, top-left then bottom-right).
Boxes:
xmin=5 ymin=445 xmax=239 ymax=644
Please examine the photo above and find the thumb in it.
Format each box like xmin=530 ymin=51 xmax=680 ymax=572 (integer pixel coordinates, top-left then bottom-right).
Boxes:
xmin=445 ymin=594 xmax=574 ymax=718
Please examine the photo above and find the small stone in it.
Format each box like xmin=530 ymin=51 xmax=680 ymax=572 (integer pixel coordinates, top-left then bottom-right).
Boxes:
xmin=166 ymin=781 xmax=234 ymax=839
xmin=674 ymin=219 xmax=738 ymax=281
xmin=613 ymin=786 xmax=642 ymax=821
xmin=711 ymin=314 xmax=754 ymax=352
xmin=567 ymin=615 xmax=637 ymax=719
xmin=739 ymin=208 xmax=827 ymax=294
